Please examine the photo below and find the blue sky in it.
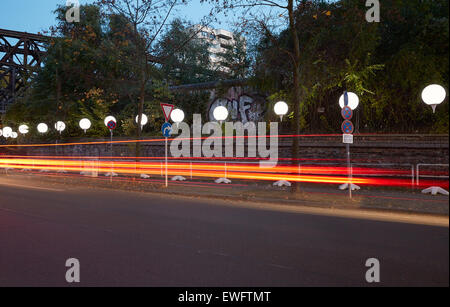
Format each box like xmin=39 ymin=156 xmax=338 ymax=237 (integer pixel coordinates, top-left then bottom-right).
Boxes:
xmin=0 ymin=0 xmax=225 ymax=34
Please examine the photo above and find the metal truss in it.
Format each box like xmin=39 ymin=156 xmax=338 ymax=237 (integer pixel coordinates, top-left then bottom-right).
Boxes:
xmin=0 ymin=28 xmax=49 ymax=114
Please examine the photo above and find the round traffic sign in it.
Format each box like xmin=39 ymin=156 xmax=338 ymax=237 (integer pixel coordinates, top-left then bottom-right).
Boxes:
xmin=107 ymin=120 xmax=116 ymax=130
xmin=162 ymin=122 xmax=172 ymax=137
xmin=341 ymin=106 xmax=353 ymax=120
xmin=341 ymin=120 xmax=354 ymax=134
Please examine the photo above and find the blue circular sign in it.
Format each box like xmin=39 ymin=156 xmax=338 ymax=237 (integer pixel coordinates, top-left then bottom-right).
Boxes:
xmin=341 ymin=120 xmax=354 ymax=134
xmin=162 ymin=122 xmax=172 ymax=137
xmin=341 ymin=106 xmax=353 ymax=120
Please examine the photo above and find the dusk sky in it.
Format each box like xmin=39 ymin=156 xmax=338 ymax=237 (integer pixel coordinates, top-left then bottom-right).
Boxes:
xmin=0 ymin=0 xmax=230 ymax=34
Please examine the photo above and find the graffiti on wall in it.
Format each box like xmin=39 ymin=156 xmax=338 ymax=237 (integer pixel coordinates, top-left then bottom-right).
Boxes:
xmin=208 ymin=88 xmax=266 ymax=123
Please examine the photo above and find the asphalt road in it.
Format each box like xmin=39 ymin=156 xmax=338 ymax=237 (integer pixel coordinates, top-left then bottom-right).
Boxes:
xmin=0 ymin=178 xmax=448 ymax=286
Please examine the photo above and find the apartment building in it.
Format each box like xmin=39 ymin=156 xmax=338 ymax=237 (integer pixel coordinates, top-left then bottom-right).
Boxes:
xmin=190 ymin=25 xmax=241 ymax=73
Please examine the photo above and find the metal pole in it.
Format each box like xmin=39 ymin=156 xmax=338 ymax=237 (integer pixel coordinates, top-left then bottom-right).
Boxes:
xmin=165 ymin=137 xmax=168 ymax=187
xmin=110 ymin=130 xmax=113 ymax=183
xmin=347 ymin=143 xmax=352 ymax=199
xmin=416 ymin=164 xmax=420 ymax=186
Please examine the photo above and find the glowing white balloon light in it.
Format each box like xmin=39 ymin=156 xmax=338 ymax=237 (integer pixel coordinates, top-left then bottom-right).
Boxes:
xmin=104 ymin=116 xmax=117 ymax=127
xmin=37 ymin=123 xmax=48 ymax=133
xmin=3 ymin=126 xmax=13 ymax=138
xmin=170 ymin=108 xmax=185 ymax=123
xmin=339 ymin=92 xmax=359 ymax=110
xmin=421 ymin=84 xmax=446 ymax=113
xmin=135 ymin=114 xmax=148 ymax=126
xmin=213 ymin=106 xmax=229 ymax=122
xmin=55 ymin=121 xmax=66 ymax=133
xmin=11 ymin=132 xmax=18 ymax=139
xmin=79 ymin=118 xmax=91 ymax=132
xmin=274 ymin=101 xmax=288 ymax=121
xmin=19 ymin=125 xmax=29 ymax=134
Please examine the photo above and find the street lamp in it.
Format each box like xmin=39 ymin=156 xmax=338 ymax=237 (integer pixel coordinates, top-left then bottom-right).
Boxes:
xmin=339 ymin=92 xmax=359 ymax=110
xmin=79 ymin=118 xmax=91 ymax=133
xmin=420 ymin=84 xmax=448 ymax=195
xmin=421 ymin=84 xmax=446 ymax=113
xmin=55 ymin=121 xmax=66 ymax=134
xmin=274 ymin=101 xmax=288 ymax=121
xmin=19 ymin=124 xmax=29 ymax=134
xmin=135 ymin=114 xmax=148 ymax=129
xmin=104 ymin=116 xmax=116 ymax=127
xmin=37 ymin=123 xmax=48 ymax=133
xmin=213 ymin=106 xmax=228 ymax=122
xmin=2 ymin=127 xmax=12 ymax=138
xmin=170 ymin=108 xmax=184 ymax=127
xmin=104 ymin=116 xmax=117 ymax=179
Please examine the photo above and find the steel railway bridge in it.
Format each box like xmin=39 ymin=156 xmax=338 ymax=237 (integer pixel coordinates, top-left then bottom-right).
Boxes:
xmin=0 ymin=28 xmax=49 ymax=114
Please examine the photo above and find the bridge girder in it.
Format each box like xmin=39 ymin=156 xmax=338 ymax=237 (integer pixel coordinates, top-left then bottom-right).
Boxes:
xmin=0 ymin=28 xmax=49 ymax=114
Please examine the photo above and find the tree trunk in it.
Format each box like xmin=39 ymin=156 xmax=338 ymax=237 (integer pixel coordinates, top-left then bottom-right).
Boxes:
xmin=136 ymin=76 xmax=145 ymax=160
xmin=288 ymin=0 xmax=301 ymax=193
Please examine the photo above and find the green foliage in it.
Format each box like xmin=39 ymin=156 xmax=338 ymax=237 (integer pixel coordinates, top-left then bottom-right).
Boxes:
xmin=216 ymin=33 xmax=250 ymax=79
xmin=157 ymin=19 xmax=217 ymax=84
xmin=252 ymin=0 xmax=448 ymax=133
xmin=3 ymin=0 xmax=448 ymax=138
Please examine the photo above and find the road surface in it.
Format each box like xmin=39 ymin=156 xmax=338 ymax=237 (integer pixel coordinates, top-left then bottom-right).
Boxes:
xmin=0 ymin=177 xmax=448 ymax=286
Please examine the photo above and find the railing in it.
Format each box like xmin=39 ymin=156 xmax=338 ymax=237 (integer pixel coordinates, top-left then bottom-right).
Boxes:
xmin=416 ymin=164 xmax=449 ymax=186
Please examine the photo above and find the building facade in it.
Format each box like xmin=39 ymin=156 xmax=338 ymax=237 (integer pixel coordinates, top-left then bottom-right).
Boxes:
xmin=190 ymin=25 xmax=241 ymax=73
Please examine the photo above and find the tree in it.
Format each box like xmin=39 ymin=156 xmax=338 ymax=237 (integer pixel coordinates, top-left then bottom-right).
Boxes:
xmin=216 ymin=32 xmax=250 ymax=79
xmin=206 ymin=0 xmax=316 ymax=192
xmin=99 ymin=0 xmax=216 ymax=157
xmin=6 ymin=4 xmax=119 ymax=140
xmin=156 ymin=19 xmax=216 ymax=84
xmin=254 ymin=0 xmax=383 ymax=133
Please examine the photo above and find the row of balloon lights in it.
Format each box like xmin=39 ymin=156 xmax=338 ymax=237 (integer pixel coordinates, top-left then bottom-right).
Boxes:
xmin=0 ymin=85 xmax=446 ymax=139
xmin=0 ymin=108 xmax=185 ymax=139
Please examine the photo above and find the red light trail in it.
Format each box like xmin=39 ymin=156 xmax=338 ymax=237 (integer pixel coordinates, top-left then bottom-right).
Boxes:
xmin=1 ymin=157 xmax=447 ymax=189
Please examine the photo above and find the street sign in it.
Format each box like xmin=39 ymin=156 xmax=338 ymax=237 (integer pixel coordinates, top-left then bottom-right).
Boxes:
xmin=341 ymin=106 xmax=353 ymax=120
xmin=343 ymin=134 xmax=353 ymax=144
xmin=160 ymin=103 xmax=174 ymax=122
xmin=344 ymin=91 xmax=348 ymax=106
xmin=162 ymin=122 xmax=172 ymax=137
xmin=107 ymin=120 xmax=116 ymax=130
xmin=341 ymin=120 xmax=354 ymax=134
xmin=161 ymin=121 xmax=173 ymax=188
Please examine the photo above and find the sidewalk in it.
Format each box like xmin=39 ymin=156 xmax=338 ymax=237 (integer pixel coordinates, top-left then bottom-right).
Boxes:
xmin=1 ymin=170 xmax=448 ymax=216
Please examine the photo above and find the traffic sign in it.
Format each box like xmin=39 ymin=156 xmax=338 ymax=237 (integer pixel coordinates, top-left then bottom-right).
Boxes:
xmin=341 ymin=106 xmax=353 ymax=120
xmin=107 ymin=120 xmax=116 ymax=130
xmin=341 ymin=120 xmax=354 ymax=134
xmin=160 ymin=103 xmax=174 ymax=122
xmin=342 ymin=134 xmax=353 ymax=144
xmin=162 ymin=122 xmax=172 ymax=137
xmin=344 ymin=91 xmax=348 ymax=106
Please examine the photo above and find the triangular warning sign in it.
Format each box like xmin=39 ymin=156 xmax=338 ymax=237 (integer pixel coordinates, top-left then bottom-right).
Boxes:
xmin=160 ymin=103 xmax=174 ymax=122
